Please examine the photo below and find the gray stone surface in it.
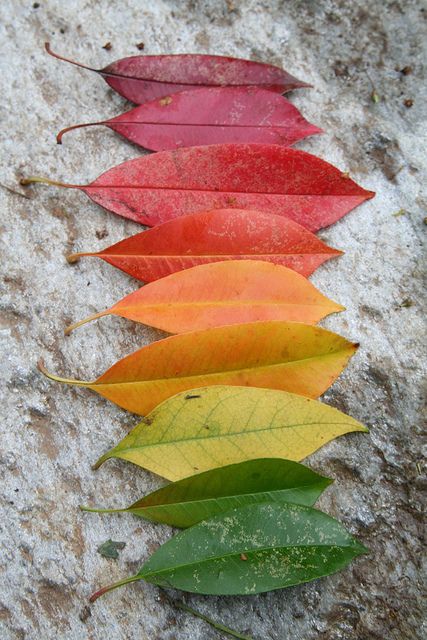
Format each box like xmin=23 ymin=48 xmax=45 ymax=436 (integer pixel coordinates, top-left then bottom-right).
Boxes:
xmin=1 ymin=0 xmax=426 ymax=638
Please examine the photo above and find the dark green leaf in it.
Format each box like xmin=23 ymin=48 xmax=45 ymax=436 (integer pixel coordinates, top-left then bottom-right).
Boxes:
xmin=90 ymin=502 xmax=367 ymax=599
xmin=82 ymin=458 xmax=332 ymax=528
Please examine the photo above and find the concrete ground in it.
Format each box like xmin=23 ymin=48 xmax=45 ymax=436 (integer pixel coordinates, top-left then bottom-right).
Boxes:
xmin=0 ymin=0 xmax=425 ymax=638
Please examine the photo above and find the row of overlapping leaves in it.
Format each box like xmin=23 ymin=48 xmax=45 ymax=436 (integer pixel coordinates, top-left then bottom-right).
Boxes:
xmin=24 ymin=45 xmax=374 ymax=608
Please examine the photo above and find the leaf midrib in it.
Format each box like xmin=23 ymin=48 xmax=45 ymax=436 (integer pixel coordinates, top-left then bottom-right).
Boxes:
xmin=97 ymin=347 xmax=354 ymax=386
xmin=115 ymin=419 xmax=357 ymax=453
xmin=117 ymin=300 xmax=337 ymax=311
xmin=133 ymin=482 xmax=327 ymax=511
xmin=140 ymin=541 xmax=359 ymax=580
xmin=100 ymin=251 xmax=335 ymax=258
xmin=87 ymin=185 xmax=366 ymax=197
xmin=110 ymin=121 xmax=313 ymax=130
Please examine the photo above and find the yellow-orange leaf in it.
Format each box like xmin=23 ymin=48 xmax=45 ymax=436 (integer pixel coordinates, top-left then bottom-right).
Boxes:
xmin=39 ymin=321 xmax=358 ymax=415
xmin=94 ymin=386 xmax=368 ymax=480
xmin=65 ymin=260 xmax=344 ymax=335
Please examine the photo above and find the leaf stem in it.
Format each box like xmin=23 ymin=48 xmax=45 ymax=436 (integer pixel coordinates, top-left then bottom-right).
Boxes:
xmin=64 ymin=311 xmax=109 ymax=336
xmin=45 ymin=42 xmax=97 ymax=72
xmin=20 ymin=176 xmax=77 ymax=188
xmin=89 ymin=574 xmax=141 ymax=603
xmin=56 ymin=121 xmax=107 ymax=144
xmin=92 ymin=451 xmax=111 ymax=470
xmin=80 ymin=504 xmax=126 ymax=514
xmin=37 ymin=359 xmax=88 ymax=387
xmin=66 ymin=252 xmax=93 ymax=264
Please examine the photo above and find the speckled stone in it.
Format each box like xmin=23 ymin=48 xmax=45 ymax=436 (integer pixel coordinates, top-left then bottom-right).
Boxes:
xmin=0 ymin=1 xmax=425 ymax=639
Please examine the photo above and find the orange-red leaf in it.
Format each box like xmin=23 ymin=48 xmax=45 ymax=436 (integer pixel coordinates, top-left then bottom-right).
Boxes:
xmin=68 ymin=209 xmax=342 ymax=281
xmin=65 ymin=260 xmax=344 ymax=335
xmin=39 ymin=321 xmax=358 ymax=415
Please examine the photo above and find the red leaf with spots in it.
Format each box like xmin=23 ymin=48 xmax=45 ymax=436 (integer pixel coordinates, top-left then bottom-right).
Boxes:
xmin=22 ymin=144 xmax=374 ymax=231
xmin=45 ymin=43 xmax=310 ymax=103
xmin=67 ymin=209 xmax=342 ymax=281
xmin=56 ymin=87 xmax=322 ymax=151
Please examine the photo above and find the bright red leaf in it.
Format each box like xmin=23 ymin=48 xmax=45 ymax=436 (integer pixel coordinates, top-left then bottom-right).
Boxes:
xmin=22 ymin=144 xmax=375 ymax=231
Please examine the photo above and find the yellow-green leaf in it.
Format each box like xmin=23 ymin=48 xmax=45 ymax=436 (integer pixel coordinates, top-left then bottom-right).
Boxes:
xmin=94 ymin=386 xmax=368 ymax=480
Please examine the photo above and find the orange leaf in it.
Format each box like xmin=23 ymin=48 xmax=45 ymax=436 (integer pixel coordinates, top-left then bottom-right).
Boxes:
xmin=65 ymin=260 xmax=344 ymax=335
xmin=40 ymin=321 xmax=358 ymax=415
xmin=67 ymin=209 xmax=342 ymax=281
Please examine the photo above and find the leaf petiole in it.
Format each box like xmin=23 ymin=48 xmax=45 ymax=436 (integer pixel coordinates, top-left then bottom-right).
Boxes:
xmin=89 ymin=575 xmax=140 ymax=603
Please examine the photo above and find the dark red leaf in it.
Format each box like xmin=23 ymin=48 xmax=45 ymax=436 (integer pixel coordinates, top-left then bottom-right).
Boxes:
xmin=56 ymin=87 xmax=322 ymax=150
xmin=67 ymin=208 xmax=342 ymax=281
xmin=45 ymin=43 xmax=310 ymax=103
xmin=23 ymin=144 xmax=375 ymax=231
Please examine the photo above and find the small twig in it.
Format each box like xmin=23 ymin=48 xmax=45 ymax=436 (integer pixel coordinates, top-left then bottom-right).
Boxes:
xmin=160 ymin=590 xmax=254 ymax=640
xmin=388 ymin=164 xmax=405 ymax=181
xmin=0 ymin=182 xmax=32 ymax=199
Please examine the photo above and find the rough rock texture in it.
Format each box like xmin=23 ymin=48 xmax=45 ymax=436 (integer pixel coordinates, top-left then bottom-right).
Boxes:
xmin=0 ymin=1 xmax=426 ymax=638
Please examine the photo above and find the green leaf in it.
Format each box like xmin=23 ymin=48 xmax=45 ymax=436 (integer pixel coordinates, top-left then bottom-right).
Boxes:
xmin=82 ymin=458 xmax=332 ymax=528
xmin=97 ymin=539 xmax=126 ymax=560
xmin=94 ymin=385 xmax=368 ymax=480
xmin=90 ymin=502 xmax=368 ymax=599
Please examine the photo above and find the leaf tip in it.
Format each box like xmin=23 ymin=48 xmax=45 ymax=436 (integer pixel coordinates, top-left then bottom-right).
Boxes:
xmin=355 ymin=541 xmax=370 ymax=556
xmin=308 ymin=124 xmax=324 ymax=137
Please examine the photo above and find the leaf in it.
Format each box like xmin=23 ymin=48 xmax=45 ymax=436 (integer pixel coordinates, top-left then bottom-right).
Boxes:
xmin=97 ymin=539 xmax=126 ymax=560
xmin=45 ymin=43 xmax=310 ymax=103
xmin=93 ymin=385 xmax=367 ymax=479
xmin=56 ymin=87 xmax=322 ymax=150
xmin=38 ymin=321 xmax=359 ymax=415
xmin=82 ymin=458 xmax=332 ymax=527
xmin=89 ymin=502 xmax=368 ymax=600
xmin=67 ymin=209 xmax=342 ymax=281
xmin=65 ymin=260 xmax=344 ymax=335
xmin=21 ymin=144 xmax=375 ymax=232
